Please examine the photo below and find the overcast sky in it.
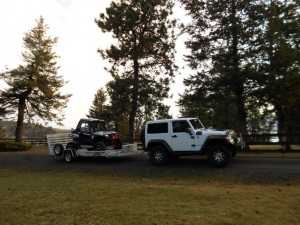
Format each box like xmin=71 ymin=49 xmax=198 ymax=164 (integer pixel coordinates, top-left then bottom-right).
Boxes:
xmin=0 ymin=0 xmax=189 ymax=129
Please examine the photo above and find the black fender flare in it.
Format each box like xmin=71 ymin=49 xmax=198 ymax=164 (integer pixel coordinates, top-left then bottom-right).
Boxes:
xmin=202 ymin=137 xmax=237 ymax=155
xmin=146 ymin=139 xmax=173 ymax=155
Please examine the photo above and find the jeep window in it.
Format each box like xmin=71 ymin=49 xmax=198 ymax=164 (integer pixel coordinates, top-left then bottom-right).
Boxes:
xmin=147 ymin=123 xmax=168 ymax=134
xmin=189 ymin=119 xmax=205 ymax=130
xmin=93 ymin=121 xmax=107 ymax=131
xmin=80 ymin=122 xmax=90 ymax=133
xmin=172 ymin=121 xmax=190 ymax=133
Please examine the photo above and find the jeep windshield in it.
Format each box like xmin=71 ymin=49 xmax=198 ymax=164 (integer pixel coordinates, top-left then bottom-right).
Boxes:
xmin=189 ymin=119 xmax=205 ymax=130
xmin=92 ymin=121 xmax=107 ymax=131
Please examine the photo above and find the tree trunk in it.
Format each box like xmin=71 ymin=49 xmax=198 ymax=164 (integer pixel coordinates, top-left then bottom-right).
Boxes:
xmin=275 ymin=105 xmax=285 ymax=134
xmin=15 ymin=97 xmax=26 ymax=142
xmin=275 ymin=104 xmax=291 ymax=150
xmin=235 ymin=91 xmax=248 ymax=135
xmin=129 ymin=58 xmax=139 ymax=143
xmin=231 ymin=0 xmax=248 ymax=135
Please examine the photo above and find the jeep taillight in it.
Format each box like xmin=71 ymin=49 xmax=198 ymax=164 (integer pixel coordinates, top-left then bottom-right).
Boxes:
xmin=111 ymin=133 xmax=119 ymax=139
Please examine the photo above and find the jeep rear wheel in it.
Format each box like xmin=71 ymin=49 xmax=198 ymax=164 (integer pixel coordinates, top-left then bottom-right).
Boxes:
xmin=95 ymin=142 xmax=106 ymax=151
xmin=149 ymin=146 xmax=169 ymax=165
xmin=208 ymin=145 xmax=232 ymax=168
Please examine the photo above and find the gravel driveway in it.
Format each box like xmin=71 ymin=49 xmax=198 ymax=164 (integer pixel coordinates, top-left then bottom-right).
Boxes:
xmin=1 ymin=146 xmax=300 ymax=183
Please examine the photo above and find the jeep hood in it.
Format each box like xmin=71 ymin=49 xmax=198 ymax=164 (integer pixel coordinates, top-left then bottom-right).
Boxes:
xmin=198 ymin=129 xmax=231 ymax=136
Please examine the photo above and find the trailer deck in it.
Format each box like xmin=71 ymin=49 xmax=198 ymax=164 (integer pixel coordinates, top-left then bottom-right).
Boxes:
xmin=47 ymin=133 xmax=143 ymax=162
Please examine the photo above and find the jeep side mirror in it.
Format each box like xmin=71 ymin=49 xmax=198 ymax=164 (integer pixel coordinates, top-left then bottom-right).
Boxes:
xmin=196 ymin=131 xmax=202 ymax=135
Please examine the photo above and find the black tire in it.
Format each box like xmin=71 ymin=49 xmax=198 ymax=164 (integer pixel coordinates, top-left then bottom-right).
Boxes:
xmin=64 ymin=151 xmax=73 ymax=163
xmin=53 ymin=144 xmax=63 ymax=156
xmin=114 ymin=139 xmax=123 ymax=149
xmin=95 ymin=142 xmax=106 ymax=151
xmin=66 ymin=142 xmax=77 ymax=150
xmin=208 ymin=145 xmax=232 ymax=168
xmin=149 ymin=146 xmax=169 ymax=165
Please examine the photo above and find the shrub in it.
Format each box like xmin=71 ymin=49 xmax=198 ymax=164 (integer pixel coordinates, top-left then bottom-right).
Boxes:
xmin=0 ymin=141 xmax=32 ymax=152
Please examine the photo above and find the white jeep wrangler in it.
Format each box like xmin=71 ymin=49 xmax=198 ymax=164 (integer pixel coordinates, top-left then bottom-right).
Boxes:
xmin=141 ymin=118 xmax=241 ymax=167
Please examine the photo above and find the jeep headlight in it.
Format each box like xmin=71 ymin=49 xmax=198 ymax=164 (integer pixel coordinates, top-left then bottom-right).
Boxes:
xmin=226 ymin=131 xmax=238 ymax=144
xmin=226 ymin=135 xmax=235 ymax=144
xmin=226 ymin=131 xmax=242 ymax=146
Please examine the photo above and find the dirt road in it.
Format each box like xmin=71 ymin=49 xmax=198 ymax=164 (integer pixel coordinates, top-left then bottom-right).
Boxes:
xmin=1 ymin=146 xmax=300 ymax=183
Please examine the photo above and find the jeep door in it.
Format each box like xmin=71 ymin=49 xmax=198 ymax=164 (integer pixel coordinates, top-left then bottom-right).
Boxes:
xmin=78 ymin=121 xmax=93 ymax=148
xmin=168 ymin=120 xmax=195 ymax=151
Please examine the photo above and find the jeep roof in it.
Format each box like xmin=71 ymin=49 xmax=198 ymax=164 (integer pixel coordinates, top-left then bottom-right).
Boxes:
xmin=79 ymin=118 xmax=105 ymax=122
xmin=146 ymin=118 xmax=198 ymax=123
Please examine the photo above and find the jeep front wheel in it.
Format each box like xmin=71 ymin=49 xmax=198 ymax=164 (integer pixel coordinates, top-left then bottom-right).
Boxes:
xmin=208 ymin=145 xmax=232 ymax=168
xmin=149 ymin=146 xmax=168 ymax=165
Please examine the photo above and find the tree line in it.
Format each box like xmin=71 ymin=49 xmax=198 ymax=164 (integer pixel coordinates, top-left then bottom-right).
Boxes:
xmin=1 ymin=0 xmax=299 ymax=142
xmin=177 ymin=0 xmax=300 ymax=136
xmin=0 ymin=121 xmax=58 ymax=139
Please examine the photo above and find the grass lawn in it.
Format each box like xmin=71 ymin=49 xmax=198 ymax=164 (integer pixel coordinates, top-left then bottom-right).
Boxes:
xmin=0 ymin=169 xmax=299 ymax=225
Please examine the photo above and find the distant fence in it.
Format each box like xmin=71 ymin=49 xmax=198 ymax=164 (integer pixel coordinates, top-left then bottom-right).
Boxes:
xmin=242 ymin=133 xmax=300 ymax=152
xmin=0 ymin=138 xmax=48 ymax=146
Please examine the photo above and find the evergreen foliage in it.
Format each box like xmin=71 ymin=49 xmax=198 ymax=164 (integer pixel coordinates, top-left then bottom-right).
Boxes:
xmin=0 ymin=141 xmax=32 ymax=152
xmin=96 ymin=0 xmax=177 ymax=141
xmin=0 ymin=120 xmax=57 ymax=138
xmin=0 ymin=124 xmax=5 ymax=138
xmin=178 ymin=0 xmax=300 ymax=134
xmin=87 ymin=88 xmax=109 ymax=119
xmin=0 ymin=17 xmax=71 ymax=142
xmin=248 ymin=0 xmax=300 ymax=134
xmin=87 ymin=80 xmax=172 ymax=138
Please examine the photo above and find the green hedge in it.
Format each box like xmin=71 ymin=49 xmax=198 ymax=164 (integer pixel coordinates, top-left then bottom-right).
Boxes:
xmin=0 ymin=141 xmax=32 ymax=152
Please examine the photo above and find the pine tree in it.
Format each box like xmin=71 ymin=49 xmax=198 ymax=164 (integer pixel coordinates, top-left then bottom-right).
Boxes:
xmin=179 ymin=0 xmax=255 ymax=134
xmin=252 ymin=0 xmax=300 ymax=134
xmin=96 ymin=0 xmax=177 ymax=141
xmin=0 ymin=17 xmax=71 ymax=142
xmin=87 ymin=88 xmax=108 ymax=119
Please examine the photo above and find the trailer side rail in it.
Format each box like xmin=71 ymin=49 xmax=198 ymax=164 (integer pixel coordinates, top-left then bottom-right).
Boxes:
xmin=47 ymin=133 xmax=73 ymax=155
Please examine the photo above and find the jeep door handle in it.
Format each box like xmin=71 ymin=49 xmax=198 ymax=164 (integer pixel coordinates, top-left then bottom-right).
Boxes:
xmin=172 ymin=135 xmax=177 ymax=138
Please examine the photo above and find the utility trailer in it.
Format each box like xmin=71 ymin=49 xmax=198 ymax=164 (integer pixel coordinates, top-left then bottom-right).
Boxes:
xmin=47 ymin=133 xmax=143 ymax=163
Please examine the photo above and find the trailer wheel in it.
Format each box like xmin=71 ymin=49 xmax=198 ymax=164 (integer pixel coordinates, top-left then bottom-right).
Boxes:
xmin=64 ymin=151 xmax=73 ymax=163
xmin=66 ymin=142 xmax=77 ymax=150
xmin=53 ymin=144 xmax=63 ymax=156
xmin=95 ymin=142 xmax=106 ymax=151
